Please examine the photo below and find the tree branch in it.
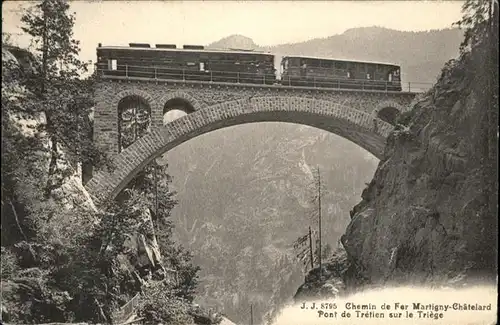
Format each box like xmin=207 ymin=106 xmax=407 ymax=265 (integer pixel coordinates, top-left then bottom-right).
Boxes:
xmin=8 ymin=198 xmax=37 ymax=260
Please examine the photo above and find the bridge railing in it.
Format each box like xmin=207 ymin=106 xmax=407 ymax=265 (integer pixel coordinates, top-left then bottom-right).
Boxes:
xmin=112 ymin=293 xmax=141 ymax=324
xmin=404 ymin=82 xmax=434 ymax=93
xmin=110 ymin=267 xmax=179 ymax=324
xmin=95 ymin=63 xmax=434 ymax=93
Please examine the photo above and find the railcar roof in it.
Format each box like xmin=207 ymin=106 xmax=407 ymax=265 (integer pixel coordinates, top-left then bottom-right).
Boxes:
xmin=282 ymin=55 xmax=400 ymax=67
xmin=97 ymin=46 xmax=274 ymax=57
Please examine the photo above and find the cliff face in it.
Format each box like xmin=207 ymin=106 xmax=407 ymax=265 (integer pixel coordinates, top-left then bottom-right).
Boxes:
xmin=293 ymin=247 xmax=350 ymax=302
xmin=341 ymin=42 xmax=498 ymax=287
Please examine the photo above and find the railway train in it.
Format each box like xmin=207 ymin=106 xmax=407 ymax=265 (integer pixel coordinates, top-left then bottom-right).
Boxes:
xmin=96 ymin=43 xmax=402 ymax=91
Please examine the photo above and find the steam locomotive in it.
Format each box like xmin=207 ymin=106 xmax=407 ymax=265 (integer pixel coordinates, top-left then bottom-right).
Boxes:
xmin=96 ymin=43 xmax=402 ymax=91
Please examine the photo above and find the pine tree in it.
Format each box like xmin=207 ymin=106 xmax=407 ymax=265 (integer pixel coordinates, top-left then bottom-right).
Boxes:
xmin=127 ymin=161 xmax=201 ymax=300
xmin=20 ymin=0 xmax=108 ymax=196
xmin=454 ymin=0 xmax=495 ymax=52
xmin=121 ymin=161 xmax=205 ymax=322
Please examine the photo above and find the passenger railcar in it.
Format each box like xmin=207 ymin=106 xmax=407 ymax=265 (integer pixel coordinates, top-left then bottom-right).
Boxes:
xmin=96 ymin=44 xmax=276 ymax=85
xmin=96 ymin=43 xmax=403 ymax=91
xmin=280 ymin=56 xmax=402 ymax=91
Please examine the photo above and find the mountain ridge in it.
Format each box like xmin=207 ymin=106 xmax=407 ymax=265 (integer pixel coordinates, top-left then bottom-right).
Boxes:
xmin=208 ymin=26 xmax=458 ymax=48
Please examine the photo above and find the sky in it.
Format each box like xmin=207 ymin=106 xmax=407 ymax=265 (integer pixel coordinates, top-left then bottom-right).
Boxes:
xmin=3 ymin=1 xmax=464 ymax=66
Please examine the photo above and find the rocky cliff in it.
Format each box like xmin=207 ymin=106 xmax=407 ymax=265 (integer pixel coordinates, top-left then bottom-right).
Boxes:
xmin=339 ymin=39 xmax=498 ymax=287
xmin=173 ymin=27 xmax=467 ymax=323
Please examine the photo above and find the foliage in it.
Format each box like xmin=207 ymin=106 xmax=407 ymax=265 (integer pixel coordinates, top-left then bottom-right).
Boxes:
xmin=138 ymin=283 xmax=194 ymax=324
xmin=164 ymin=243 xmax=201 ymax=302
xmin=1 ymin=2 xmax=118 ymax=320
xmin=121 ymin=161 xmax=201 ymax=297
xmin=1 ymin=191 xmax=150 ymax=323
xmin=1 ymin=247 xmax=19 ymax=280
xmin=126 ymin=161 xmax=202 ymax=318
xmin=19 ymin=0 xmax=110 ymax=196
xmin=2 ymin=1 xmax=198 ymax=323
xmin=454 ymin=0 xmax=495 ymax=53
xmin=396 ymin=109 xmax=415 ymax=127
xmin=1 ymin=50 xmax=48 ymax=249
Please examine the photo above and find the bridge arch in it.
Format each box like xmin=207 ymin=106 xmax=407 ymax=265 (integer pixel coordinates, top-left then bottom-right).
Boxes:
xmin=377 ymin=106 xmax=401 ymax=125
xmin=157 ymin=91 xmax=204 ymax=112
xmin=86 ymin=96 xmax=394 ymax=204
xmin=157 ymin=91 xmax=204 ymax=126
xmin=112 ymin=89 xmax=157 ymax=112
xmin=163 ymin=97 xmax=195 ymax=125
xmin=117 ymin=95 xmax=152 ymax=152
xmin=372 ymin=100 xmax=405 ymax=125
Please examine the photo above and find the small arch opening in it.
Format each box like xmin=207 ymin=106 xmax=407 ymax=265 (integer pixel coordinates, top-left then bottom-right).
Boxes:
xmin=164 ymin=109 xmax=188 ymax=124
xmin=163 ymin=98 xmax=195 ymax=125
xmin=118 ymin=95 xmax=151 ymax=152
xmin=377 ymin=106 xmax=400 ymax=125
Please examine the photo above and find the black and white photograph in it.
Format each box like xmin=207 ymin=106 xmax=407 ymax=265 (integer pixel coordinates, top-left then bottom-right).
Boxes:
xmin=1 ymin=1 xmax=498 ymax=324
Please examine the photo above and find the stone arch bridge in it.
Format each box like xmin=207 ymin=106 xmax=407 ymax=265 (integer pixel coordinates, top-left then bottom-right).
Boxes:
xmin=86 ymin=77 xmax=418 ymax=204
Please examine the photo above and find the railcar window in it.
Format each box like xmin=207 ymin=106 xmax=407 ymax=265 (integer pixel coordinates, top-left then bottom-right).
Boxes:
xmin=310 ymin=60 xmax=320 ymax=67
xmin=336 ymin=62 xmax=346 ymax=70
xmin=108 ymin=59 xmax=117 ymax=70
xmin=323 ymin=61 xmax=333 ymax=69
xmin=199 ymin=62 xmax=205 ymax=71
xmin=287 ymin=58 xmax=296 ymax=66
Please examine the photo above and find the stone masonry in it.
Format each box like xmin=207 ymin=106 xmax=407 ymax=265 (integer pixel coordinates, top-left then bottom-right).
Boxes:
xmin=87 ymin=78 xmax=417 ymax=204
